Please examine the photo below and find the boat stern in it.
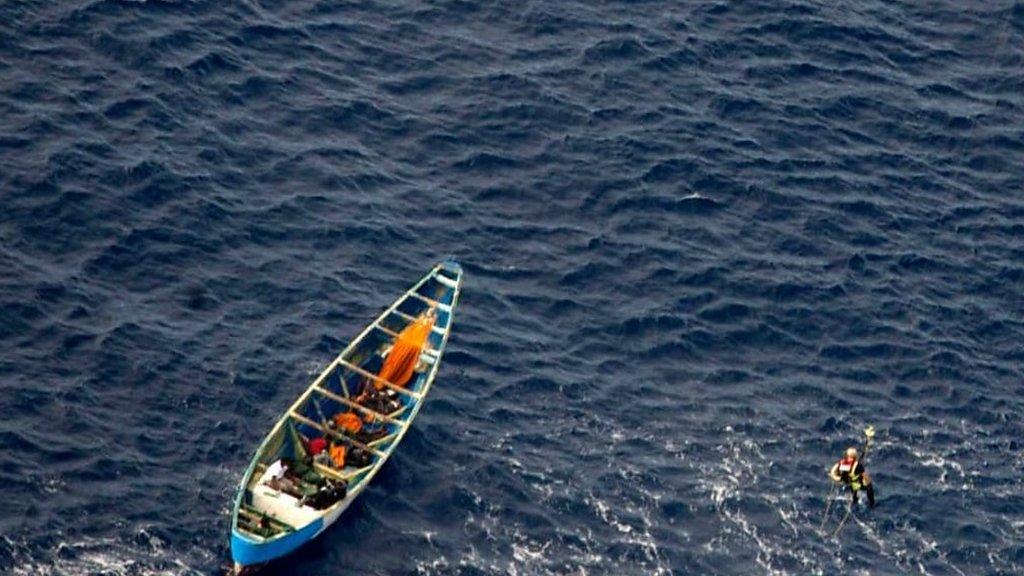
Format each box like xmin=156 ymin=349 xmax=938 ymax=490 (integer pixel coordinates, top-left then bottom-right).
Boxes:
xmin=230 ymin=518 xmax=323 ymax=569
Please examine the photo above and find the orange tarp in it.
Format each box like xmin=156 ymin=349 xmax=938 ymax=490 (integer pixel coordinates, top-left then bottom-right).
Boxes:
xmin=376 ymin=312 xmax=435 ymax=388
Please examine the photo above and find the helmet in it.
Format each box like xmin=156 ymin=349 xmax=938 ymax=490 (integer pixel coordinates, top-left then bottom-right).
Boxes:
xmin=845 ymin=447 xmax=858 ymax=458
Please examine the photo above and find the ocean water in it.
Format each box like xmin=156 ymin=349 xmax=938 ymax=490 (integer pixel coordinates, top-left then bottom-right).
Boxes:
xmin=1 ymin=1 xmax=1023 ymax=574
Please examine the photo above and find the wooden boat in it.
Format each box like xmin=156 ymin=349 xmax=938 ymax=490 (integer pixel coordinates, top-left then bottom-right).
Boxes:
xmin=229 ymin=261 xmax=463 ymax=572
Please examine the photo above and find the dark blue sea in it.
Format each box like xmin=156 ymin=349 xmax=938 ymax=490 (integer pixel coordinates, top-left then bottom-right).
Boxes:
xmin=2 ymin=1 xmax=1023 ymax=574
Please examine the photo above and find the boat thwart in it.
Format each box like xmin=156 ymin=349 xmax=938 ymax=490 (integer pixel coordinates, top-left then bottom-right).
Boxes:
xmin=229 ymin=261 xmax=463 ymax=571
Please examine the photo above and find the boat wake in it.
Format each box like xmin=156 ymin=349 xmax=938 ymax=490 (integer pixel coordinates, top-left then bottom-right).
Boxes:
xmin=2 ymin=530 xmax=210 ymax=576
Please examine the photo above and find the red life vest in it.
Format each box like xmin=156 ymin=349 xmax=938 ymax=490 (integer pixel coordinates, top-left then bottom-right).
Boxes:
xmin=837 ymin=457 xmax=859 ymax=482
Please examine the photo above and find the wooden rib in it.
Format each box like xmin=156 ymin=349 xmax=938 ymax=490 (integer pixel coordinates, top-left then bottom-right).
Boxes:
xmin=390 ymin=309 xmax=416 ymax=323
xmin=434 ymin=272 xmax=459 ymax=289
xmin=339 ymin=464 xmax=374 ymax=482
xmin=336 ymin=359 xmax=422 ymax=400
xmin=310 ymin=395 xmax=332 ymax=424
xmin=407 ymin=291 xmax=451 ymax=311
xmin=374 ymin=323 xmax=400 ymax=338
xmin=239 ymin=506 xmax=295 ymax=531
xmin=312 ymin=386 xmax=406 ymax=427
xmin=334 ymin=371 xmax=350 ymax=399
xmin=387 ymin=309 xmax=447 ymax=335
xmin=312 ymin=462 xmax=346 ymax=481
xmin=289 ymin=411 xmax=384 ymax=457
xmin=369 ymin=432 xmax=399 ymax=448
xmin=314 ymin=462 xmax=373 ymax=482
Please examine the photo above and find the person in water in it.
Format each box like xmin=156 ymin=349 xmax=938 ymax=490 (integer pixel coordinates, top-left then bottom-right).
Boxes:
xmin=829 ymin=446 xmax=875 ymax=508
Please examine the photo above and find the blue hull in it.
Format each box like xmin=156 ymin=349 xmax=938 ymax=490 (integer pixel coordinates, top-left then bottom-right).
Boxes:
xmin=231 ymin=519 xmax=324 ymax=566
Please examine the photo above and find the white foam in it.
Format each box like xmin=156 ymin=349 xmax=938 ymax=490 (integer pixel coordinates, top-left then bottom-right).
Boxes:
xmin=419 ymin=423 xmax=676 ymax=576
xmin=5 ymin=530 xmax=210 ymax=576
xmin=695 ymin=430 xmax=831 ymax=576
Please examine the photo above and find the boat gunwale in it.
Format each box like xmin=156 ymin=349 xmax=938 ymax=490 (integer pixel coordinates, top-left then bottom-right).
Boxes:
xmin=230 ymin=263 xmax=461 ymax=546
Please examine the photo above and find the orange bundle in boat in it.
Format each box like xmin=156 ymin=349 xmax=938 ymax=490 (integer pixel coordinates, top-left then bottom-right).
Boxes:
xmin=333 ymin=411 xmax=363 ymax=434
xmin=329 ymin=443 xmax=347 ymax=468
xmin=376 ymin=311 xmax=435 ymax=388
